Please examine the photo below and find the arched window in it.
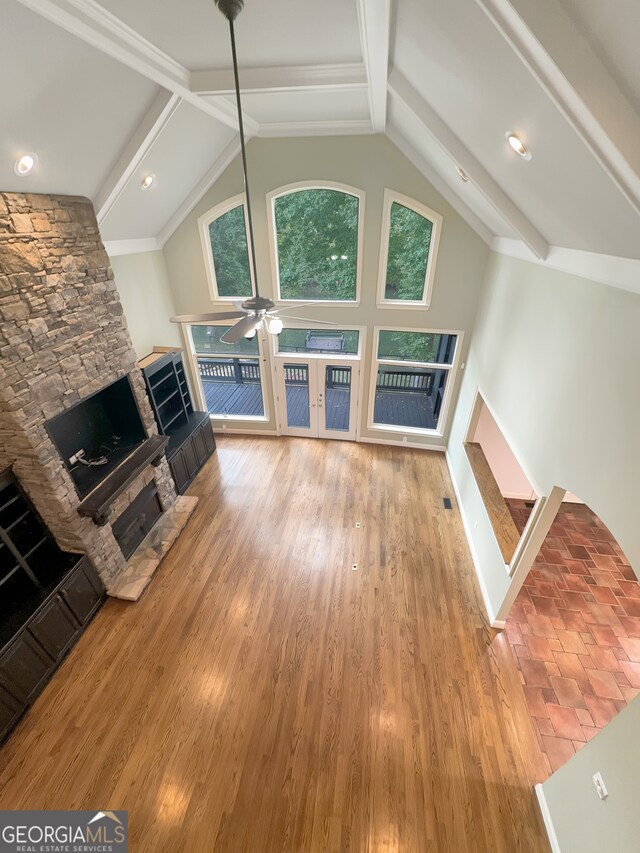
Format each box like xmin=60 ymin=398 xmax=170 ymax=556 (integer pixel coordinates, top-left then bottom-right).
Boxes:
xmin=377 ymin=190 xmax=442 ymax=308
xmin=199 ymin=195 xmax=254 ymax=301
xmin=268 ymin=182 xmax=364 ymax=302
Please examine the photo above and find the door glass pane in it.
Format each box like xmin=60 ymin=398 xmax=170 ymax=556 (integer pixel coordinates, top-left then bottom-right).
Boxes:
xmin=373 ymin=366 xmax=448 ymax=430
xmin=324 ymin=365 xmax=351 ymax=432
xmin=284 ymin=363 xmax=310 ymax=428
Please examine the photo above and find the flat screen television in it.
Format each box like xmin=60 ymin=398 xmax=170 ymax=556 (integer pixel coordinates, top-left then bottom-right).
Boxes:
xmin=46 ymin=375 xmax=146 ymax=498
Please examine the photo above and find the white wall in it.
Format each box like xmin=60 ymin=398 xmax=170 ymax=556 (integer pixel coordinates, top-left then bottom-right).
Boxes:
xmin=110 ymin=250 xmax=182 ymax=359
xmin=447 ymin=251 xmax=640 ymax=621
xmin=540 ymin=695 xmax=640 ymax=853
xmin=162 ymin=134 xmax=489 ymax=444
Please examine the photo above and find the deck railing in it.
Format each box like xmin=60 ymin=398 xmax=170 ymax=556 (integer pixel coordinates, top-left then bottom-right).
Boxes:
xmin=198 ymin=357 xmax=261 ymax=384
xmin=198 ymin=358 xmax=434 ymax=394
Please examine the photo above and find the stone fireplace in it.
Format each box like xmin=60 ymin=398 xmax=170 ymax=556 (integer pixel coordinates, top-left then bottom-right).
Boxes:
xmin=0 ymin=191 xmax=177 ymax=589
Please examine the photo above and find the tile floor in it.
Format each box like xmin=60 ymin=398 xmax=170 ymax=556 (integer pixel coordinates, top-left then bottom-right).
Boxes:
xmin=504 ymin=500 xmax=640 ymax=773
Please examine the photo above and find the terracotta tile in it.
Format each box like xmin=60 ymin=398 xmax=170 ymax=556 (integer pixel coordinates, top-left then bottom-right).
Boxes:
xmin=567 ymin=544 xmax=590 ymax=560
xmin=541 ymin=549 xmax=567 ymax=565
xmin=591 ymin=554 xmax=618 ymax=570
xmin=548 ymin=638 xmax=563 ymax=651
xmin=582 ymin=726 xmax=600 ymax=741
xmin=585 ymin=603 xmax=623 ymax=628
xmin=553 ymin=652 xmax=588 ymax=683
xmin=542 ymin=687 xmax=558 ymax=704
xmin=514 ymin=645 xmax=530 ymax=660
xmin=505 ymin=622 xmax=524 ymax=645
xmin=585 ymin=668 xmax=624 ymax=700
xmin=619 ymin=616 xmax=640 ymax=637
xmin=562 ymin=591 xmax=590 ymax=611
xmin=576 ymin=708 xmax=594 ymax=727
xmin=536 ymin=717 xmax=554 ymax=736
xmin=520 ymin=658 xmax=552 ymax=689
xmin=550 ymin=676 xmax=588 ymax=710
xmin=530 ymin=596 xmax=561 ymax=618
xmin=541 ymin=735 xmax=575 ymax=771
xmin=568 ymin=531 xmax=593 ymax=546
xmin=613 ymin=671 xmax=630 ymax=687
xmin=547 ymin=704 xmax=584 ymax=740
xmin=524 ymin=634 xmax=555 ymax=662
xmin=584 ymin=695 xmax=618 ymax=727
xmin=536 ymin=580 xmax=563 ymax=599
xmin=572 ymin=740 xmax=587 ymax=752
xmin=619 ymin=637 xmax=640 ymax=662
xmin=581 ymin=631 xmax=596 ymax=644
xmin=523 ymin=685 xmax=549 ymax=718
xmin=593 ymin=541 xmax=616 ymax=556
xmin=612 ymin=646 xmax=629 ymax=661
xmin=550 ymin=616 xmax=565 ymax=631
xmin=545 ymin=661 xmax=561 ymax=678
xmin=588 ymin=645 xmax=622 ymax=672
xmin=617 ymin=581 xmax=640 ymax=600
xmin=526 ymin=614 xmax=558 ymax=639
xmin=614 ymin=700 xmax=627 ymax=713
xmin=620 ymin=685 xmax=640 ymax=703
xmin=620 ymin=566 xmax=639 ymax=581
xmin=588 ymin=625 xmax=619 ymax=646
xmin=590 ymin=569 xmax=620 ymax=588
xmin=565 ymin=560 xmax=591 ymax=576
xmin=556 ymin=609 xmax=588 ymax=632
xmin=564 ymin=574 xmax=591 ymax=593
xmin=620 ymin=660 xmax=640 ymax=688
xmin=591 ymin=586 xmax=620 ymax=606
xmin=556 ymin=630 xmax=588 ymax=655
xmin=620 ymin=598 xmax=640 ymax=618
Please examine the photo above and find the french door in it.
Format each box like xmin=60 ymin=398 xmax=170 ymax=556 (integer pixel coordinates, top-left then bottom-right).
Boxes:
xmin=275 ymin=358 xmax=359 ymax=440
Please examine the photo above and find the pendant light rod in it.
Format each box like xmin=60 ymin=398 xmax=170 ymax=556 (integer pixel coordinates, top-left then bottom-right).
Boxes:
xmin=227 ymin=16 xmax=261 ymax=301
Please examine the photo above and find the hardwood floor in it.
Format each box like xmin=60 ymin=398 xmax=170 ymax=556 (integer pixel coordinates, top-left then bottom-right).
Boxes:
xmin=0 ymin=437 xmax=549 ymax=852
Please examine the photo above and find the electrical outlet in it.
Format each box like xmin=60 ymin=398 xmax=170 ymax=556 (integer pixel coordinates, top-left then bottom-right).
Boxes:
xmin=592 ymin=772 xmax=608 ymax=800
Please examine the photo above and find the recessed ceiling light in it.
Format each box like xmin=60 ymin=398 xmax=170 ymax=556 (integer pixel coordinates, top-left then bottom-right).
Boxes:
xmin=505 ymin=132 xmax=531 ymax=160
xmin=456 ymin=167 xmax=469 ymax=182
xmin=141 ymin=174 xmax=155 ymax=189
xmin=14 ymin=153 xmax=37 ymax=176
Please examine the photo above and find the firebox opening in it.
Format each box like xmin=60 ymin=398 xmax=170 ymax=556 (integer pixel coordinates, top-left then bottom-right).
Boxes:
xmin=46 ymin=375 xmax=147 ymax=498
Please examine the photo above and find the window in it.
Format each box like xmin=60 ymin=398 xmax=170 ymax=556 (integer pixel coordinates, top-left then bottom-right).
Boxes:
xmin=199 ymin=195 xmax=254 ymax=301
xmin=369 ymin=328 xmax=460 ymax=435
xmin=277 ymin=328 xmax=360 ymax=356
xmin=377 ymin=190 xmax=442 ymax=307
xmin=269 ymin=183 xmax=364 ymax=302
xmin=189 ymin=325 xmax=267 ymax=419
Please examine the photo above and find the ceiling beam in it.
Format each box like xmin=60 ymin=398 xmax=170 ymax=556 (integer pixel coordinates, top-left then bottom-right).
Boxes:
xmin=473 ymin=0 xmax=640 ymax=217
xmin=15 ymin=0 xmax=257 ymax=133
xmin=356 ymin=0 xmax=391 ymax=133
xmin=191 ymin=63 xmax=368 ymax=96
xmin=96 ymin=91 xmax=181 ymax=224
xmin=258 ymin=120 xmax=372 ymax=138
xmin=388 ymin=70 xmax=549 ymax=260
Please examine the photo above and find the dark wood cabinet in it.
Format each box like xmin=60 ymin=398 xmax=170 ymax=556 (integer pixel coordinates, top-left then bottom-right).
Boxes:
xmin=0 ymin=468 xmax=106 ymax=745
xmin=139 ymin=349 xmax=216 ymax=494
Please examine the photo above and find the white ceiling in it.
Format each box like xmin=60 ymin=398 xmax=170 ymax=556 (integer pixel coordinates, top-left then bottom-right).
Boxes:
xmin=3 ymin=0 xmax=640 ymax=268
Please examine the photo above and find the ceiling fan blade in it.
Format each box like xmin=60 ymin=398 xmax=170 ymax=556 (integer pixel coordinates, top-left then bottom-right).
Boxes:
xmin=221 ymin=314 xmax=261 ymax=343
xmin=278 ymin=315 xmax=341 ymax=326
xmin=170 ymin=311 xmax=247 ymax=324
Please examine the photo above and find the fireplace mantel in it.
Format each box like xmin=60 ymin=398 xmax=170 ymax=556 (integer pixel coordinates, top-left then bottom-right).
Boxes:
xmin=77 ymin=435 xmax=169 ymax=525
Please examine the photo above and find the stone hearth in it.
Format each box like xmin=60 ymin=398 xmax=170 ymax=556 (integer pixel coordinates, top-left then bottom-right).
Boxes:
xmin=0 ymin=191 xmax=177 ymax=588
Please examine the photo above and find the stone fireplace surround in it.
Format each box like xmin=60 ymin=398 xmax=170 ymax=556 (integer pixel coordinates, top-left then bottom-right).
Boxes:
xmin=0 ymin=191 xmax=177 ymax=590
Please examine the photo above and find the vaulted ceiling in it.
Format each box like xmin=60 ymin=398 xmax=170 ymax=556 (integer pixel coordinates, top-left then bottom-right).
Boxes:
xmin=3 ymin=0 xmax=640 ymax=269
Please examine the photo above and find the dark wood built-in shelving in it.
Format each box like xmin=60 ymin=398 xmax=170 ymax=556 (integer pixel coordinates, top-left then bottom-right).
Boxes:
xmin=0 ymin=469 xmax=105 ymax=744
xmin=139 ymin=348 xmax=215 ymax=494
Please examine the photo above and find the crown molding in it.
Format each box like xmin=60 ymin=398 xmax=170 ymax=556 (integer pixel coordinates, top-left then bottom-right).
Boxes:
xmin=257 ymin=120 xmax=373 ymax=138
xmin=104 ymin=238 xmax=161 ymax=257
xmin=191 ymin=63 xmax=368 ymax=95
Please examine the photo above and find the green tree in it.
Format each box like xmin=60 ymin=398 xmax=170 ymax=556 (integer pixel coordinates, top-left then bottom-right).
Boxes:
xmin=384 ymin=202 xmax=432 ymax=301
xmin=209 ymin=205 xmax=253 ymax=298
xmin=274 ymin=189 xmax=359 ymax=300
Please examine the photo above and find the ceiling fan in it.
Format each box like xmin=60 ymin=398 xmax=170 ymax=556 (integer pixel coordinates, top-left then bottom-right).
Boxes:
xmin=170 ymin=0 xmax=336 ymax=344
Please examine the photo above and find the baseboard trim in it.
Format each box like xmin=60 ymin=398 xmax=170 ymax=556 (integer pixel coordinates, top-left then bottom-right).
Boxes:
xmin=535 ymin=784 xmax=562 ymax=853
xmin=358 ymin=436 xmax=446 ymax=452
xmin=214 ymin=427 xmax=279 ymax=436
xmin=445 ymin=450 xmax=505 ymax=629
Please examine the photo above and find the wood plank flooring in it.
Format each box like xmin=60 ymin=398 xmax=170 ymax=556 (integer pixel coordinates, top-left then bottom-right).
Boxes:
xmin=0 ymin=437 xmax=549 ymax=852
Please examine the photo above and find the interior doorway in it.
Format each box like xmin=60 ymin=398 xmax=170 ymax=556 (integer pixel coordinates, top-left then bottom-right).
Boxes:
xmin=275 ymin=357 xmax=360 ymax=440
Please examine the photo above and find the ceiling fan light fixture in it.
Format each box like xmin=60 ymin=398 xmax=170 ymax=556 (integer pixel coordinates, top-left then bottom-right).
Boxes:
xmin=267 ymin=317 xmax=283 ymax=335
xmin=505 ymin=132 xmax=531 ymax=160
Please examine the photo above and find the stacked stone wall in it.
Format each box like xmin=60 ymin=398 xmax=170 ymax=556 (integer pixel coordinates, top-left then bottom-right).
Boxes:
xmin=0 ymin=192 xmax=176 ymax=587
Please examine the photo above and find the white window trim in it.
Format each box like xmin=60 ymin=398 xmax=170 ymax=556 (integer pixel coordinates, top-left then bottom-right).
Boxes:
xmin=266 ymin=180 xmax=365 ymax=306
xmin=367 ymin=326 xmax=463 ymax=438
xmin=269 ymin=321 xmax=366 ymax=362
xmin=181 ymin=320 xmax=270 ymax=423
xmin=198 ymin=193 xmax=256 ymax=303
xmin=376 ymin=189 xmax=443 ymax=309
